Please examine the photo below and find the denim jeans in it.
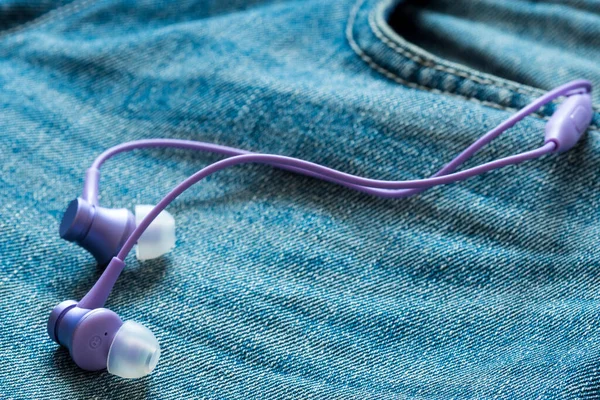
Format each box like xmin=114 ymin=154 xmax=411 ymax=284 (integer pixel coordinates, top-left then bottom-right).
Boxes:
xmin=0 ymin=0 xmax=599 ymax=398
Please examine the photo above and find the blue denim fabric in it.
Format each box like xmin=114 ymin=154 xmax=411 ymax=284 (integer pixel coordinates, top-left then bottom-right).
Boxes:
xmin=0 ymin=0 xmax=599 ymax=398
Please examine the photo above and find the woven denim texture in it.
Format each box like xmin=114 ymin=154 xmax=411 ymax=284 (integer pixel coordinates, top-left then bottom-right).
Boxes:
xmin=0 ymin=0 xmax=599 ymax=398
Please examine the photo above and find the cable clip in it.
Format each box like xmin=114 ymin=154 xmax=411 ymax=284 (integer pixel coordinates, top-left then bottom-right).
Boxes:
xmin=545 ymin=93 xmax=593 ymax=153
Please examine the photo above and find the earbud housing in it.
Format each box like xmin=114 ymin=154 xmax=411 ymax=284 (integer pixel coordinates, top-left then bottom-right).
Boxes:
xmin=48 ymin=300 xmax=124 ymax=371
xmin=48 ymin=301 xmax=160 ymax=378
xmin=59 ymin=198 xmax=135 ymax=265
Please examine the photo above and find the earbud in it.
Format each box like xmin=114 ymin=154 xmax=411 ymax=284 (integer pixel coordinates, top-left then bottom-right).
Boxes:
xmin=135 ymin=205 xmax=175 ymax=261
xmin=107 ymin=320 xmax=161 ymax=378
xmin=47 ymin=300 xmax=160 ymax=378
xmin=59 ymin=198 xmax=175 ymax=264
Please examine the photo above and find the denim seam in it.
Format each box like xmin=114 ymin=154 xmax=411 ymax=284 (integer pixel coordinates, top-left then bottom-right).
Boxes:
xmin=347 ymin=0 xmax=537 ymax=115
xmin=0 ymin=0 xmax=97 ymax=40
xmin=347 ymin=0 xmax=600 ymax=132
xmin=370 ymin=0 xmax=600 ymax=115
xmin=370 ymin=3 xmax=539 ymax=97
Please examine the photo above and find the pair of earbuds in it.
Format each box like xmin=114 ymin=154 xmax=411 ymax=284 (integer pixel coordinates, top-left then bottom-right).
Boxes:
xmin=48 ymin=80 xmax=594 ymax=378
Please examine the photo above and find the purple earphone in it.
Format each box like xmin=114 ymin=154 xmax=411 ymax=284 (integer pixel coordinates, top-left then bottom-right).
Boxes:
xmin=49 ymin=80 xmax=593 ymax=378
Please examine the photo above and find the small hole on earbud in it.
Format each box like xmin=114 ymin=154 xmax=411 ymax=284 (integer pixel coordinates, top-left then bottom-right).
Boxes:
xmin=104 ymin=332 xmax=107 ymax=336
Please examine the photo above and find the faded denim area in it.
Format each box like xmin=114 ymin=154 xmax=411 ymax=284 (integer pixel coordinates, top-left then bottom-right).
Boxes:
xmin=0 ymin=0 xmax=599 ymax=398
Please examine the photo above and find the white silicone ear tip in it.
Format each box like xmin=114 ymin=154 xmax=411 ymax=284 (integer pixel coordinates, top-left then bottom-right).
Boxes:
xmin=135 ymin=205 xmax=175 ymax=260
xmin=107 ymin=321 xmax=161 ymax=379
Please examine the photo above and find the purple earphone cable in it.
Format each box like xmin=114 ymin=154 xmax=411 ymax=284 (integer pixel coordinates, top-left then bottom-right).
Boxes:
xmin=119 ymin=144 xmax=557 ymax=253
xmin=82 ymin=79 xmax=591 ymax=204
xmin=84 ymin=140 xmax=554 ymax=200
xmin=75 ymin=79 xmax=593 ymax=310
xmin=78 ymin=144 xmax=556 ymax=308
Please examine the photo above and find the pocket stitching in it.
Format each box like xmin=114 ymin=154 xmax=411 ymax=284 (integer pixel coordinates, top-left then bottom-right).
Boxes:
xmin=347 ymin=0 xmax=537 ymax=115
xmin=368 ymin=5 xmax=541 ymax=98
xmin=370 ymin=1 xmax=600 ymax=114
xmin=347 ymin=0 xmax=600 ymax=131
